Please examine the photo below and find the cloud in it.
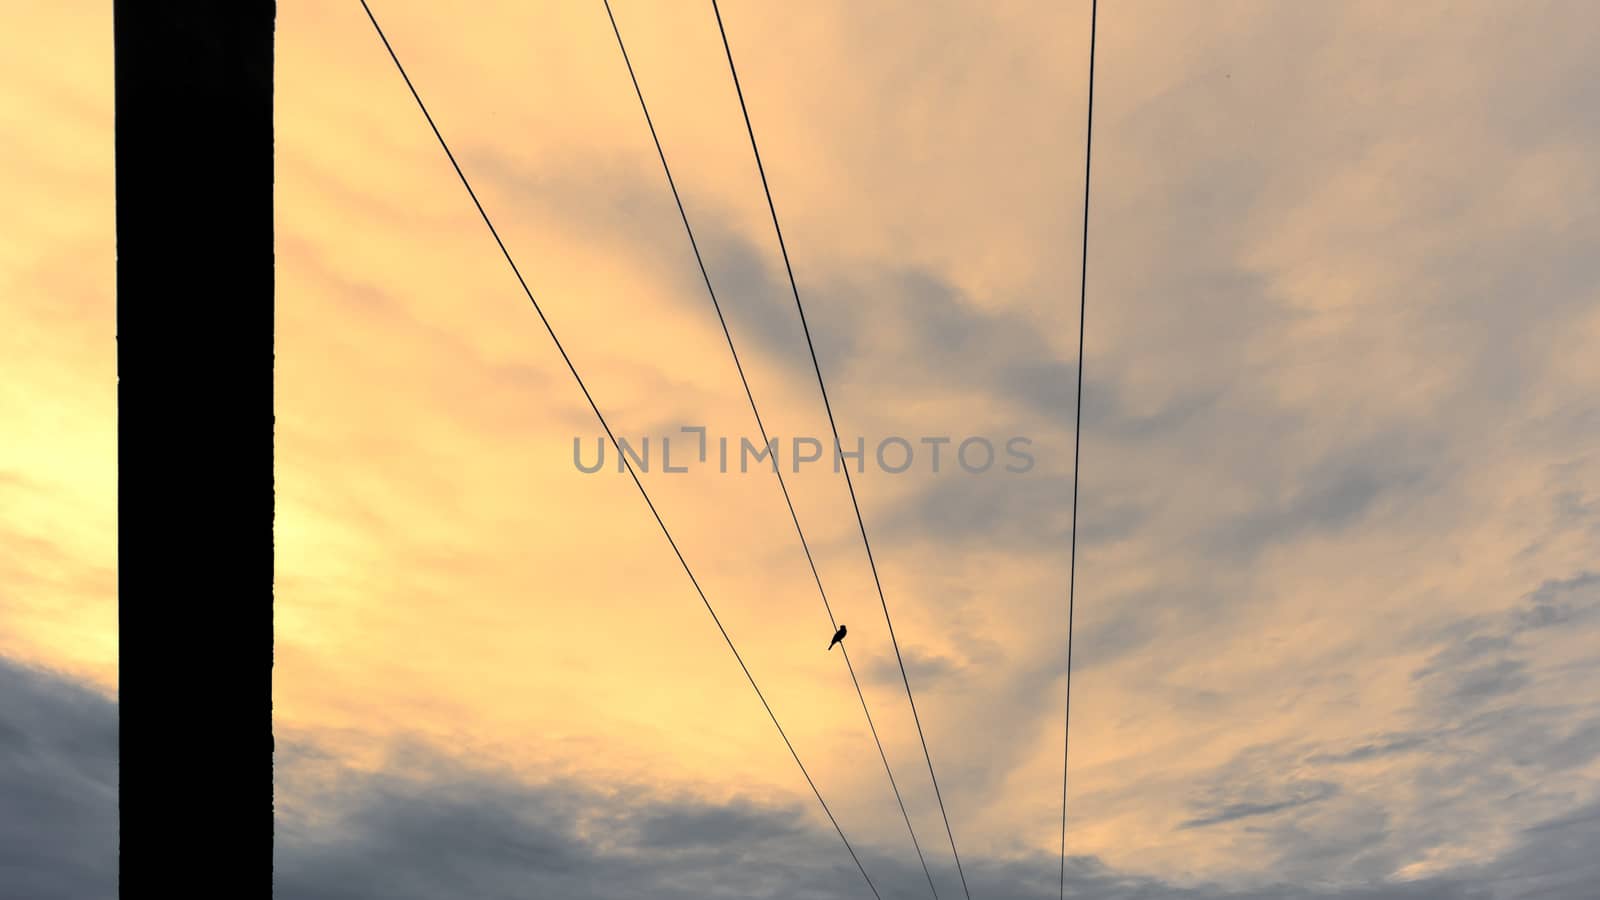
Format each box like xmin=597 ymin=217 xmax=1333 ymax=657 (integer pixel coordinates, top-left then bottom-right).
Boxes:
xmin=864 ymin=646 xmax=964 ymax=692
xmin=1201 ymin=433 xmax=1443 ymax=563
xmin=0 ymin=656 xmax=116 ymax=900
xmin=8 ymin=653 xmax=1599 ymax=898
xmin=1409 ymin=571 xmax=1599 ymax=720
xmin=630 ymin=799 xmax=808 ymax=850
xmin=268 ymin=735 xmax=1600 ymax=900
xmin=1306 ymin=734 xmax=1430 ymax=767
xmin=1131 ymin=569 xmax=1600 ymax=884
xmin=14 ymin=0 xmax=1600 ymax=893
xmin=1514 ymin=572 xmax=1600 ymax=632
xmin=1180 ymin=781 xmax=1342 ymax=830
xmin=273 ymin=735 xmax=1503 ymax=900
xmin=1485 ymin=800 xmax=1600 ymax=899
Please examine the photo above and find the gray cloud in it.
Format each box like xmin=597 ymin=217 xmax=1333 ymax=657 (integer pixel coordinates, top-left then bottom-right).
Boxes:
xmin=864 ymin=646 xmax=964 ymax=692
xmin=1410 ymin=572 xmax=1600 ymax=719
xmin=272 ymin=738 xmax=1501 ymax=900
xmin=1151 ymin=569 xmax=1600 ymax=885
xmin=473 ymin=142 xmax=1230 ymax=461
xmin=270 ymin=736 xmax=1593 ymax=900
xmin=1306 ymin=734 xmax=1430 ymax=767
xmin=1514 ymin=572 xmax=1600 ymax=632
xmin=1180 ymin=781 xmax=1343 ymax=831
xmin=0 ymin=657 xmax=116 ymax=900
xmin=1203 ymin=433 xmax=1445 ymax=563
xmin=630 ymin=799 xmax=808 ymax=850
xmin=1485 ymin=801 xmax=1600 ymax=899
xmin=469 ymin=148 xmax=861 ymax=386
xmin=9 ymin=653 xmax=1599 ymax=898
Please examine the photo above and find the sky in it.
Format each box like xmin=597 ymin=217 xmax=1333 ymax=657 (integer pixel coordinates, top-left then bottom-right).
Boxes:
xmin=2 ymin=1 xmax=1599 ymax=898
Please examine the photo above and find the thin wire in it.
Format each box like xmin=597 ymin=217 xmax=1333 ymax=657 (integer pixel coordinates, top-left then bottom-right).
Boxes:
xmin=1060 ymin=2 xmax=1097 ymax=898
xmin=708 ymin=2 xmax=972 ymax=897
xmin=600 ymin=5 xmax=941 ymax=897
xmin=356 ymin=4 xmax=881 ymax=897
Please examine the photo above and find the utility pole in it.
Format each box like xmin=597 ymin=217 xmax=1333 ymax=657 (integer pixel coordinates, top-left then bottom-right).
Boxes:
xmin=115 ymin=3 xmax=274 ymax=896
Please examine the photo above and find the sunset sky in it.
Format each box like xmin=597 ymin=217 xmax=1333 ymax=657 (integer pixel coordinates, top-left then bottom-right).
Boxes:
xmin=4 ymin=1 xmax=1599 ymax=897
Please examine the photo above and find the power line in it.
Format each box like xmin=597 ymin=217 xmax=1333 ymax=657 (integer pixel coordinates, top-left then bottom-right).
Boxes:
xmin=355 ymin=4 xmax=883 ymax=897
xmin=707 ymin=2 xmax=973 ymax=897
xmin=601 ymin=3 xmax=942 ymax=898
xmin=1060 ymin=2 xmax=1097 ymax=898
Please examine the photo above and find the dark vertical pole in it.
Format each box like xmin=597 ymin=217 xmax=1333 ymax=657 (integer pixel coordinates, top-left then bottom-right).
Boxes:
xmin=115 ymin=3 xmax=275 ymax=896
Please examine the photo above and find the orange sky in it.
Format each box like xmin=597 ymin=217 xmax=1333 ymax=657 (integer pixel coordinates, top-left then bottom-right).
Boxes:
xmin=5 ymin=1 xmax=1599 ymax=893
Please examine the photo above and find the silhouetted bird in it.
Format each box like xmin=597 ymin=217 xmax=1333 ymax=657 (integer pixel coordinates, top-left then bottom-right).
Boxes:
xmin=828 ymin=624 xmax=847 ymax=651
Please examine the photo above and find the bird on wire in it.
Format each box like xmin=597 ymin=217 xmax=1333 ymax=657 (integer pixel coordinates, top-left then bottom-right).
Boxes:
xmin=828 ymin=624 xmax=847 ymax=651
